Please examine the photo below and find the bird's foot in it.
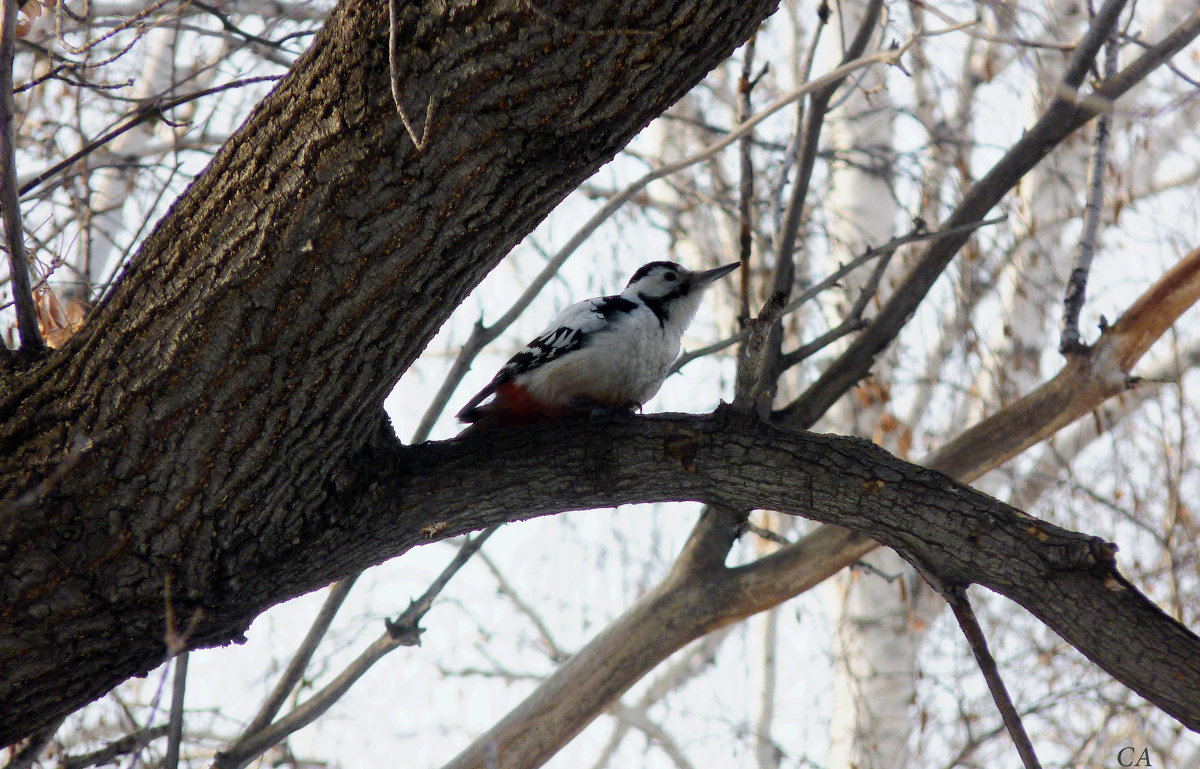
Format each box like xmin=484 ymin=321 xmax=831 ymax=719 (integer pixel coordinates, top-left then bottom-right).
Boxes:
xmin=567 ymin=397 xmax=642 ymax=421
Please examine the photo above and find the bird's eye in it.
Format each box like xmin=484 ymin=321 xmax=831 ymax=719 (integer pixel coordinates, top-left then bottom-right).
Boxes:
xmin=664 ymin=272 xmax=678 ymax=282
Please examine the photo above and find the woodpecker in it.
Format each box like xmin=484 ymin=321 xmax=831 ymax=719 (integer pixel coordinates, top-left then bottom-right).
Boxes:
xmin=457 ymin=260 xmax=739 ymax=428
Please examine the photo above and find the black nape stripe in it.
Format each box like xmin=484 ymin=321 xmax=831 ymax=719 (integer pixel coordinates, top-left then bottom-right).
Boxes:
xmin=639 ymin=293 xmax=670 ymax=326
xmin=595 ymin=295 xmax=638 ymax=318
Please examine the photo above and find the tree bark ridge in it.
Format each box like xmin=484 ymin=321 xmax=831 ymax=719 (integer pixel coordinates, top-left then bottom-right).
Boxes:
xmin=0 ymin=0 xmax=781 ymax=744
xmin=359 ymin=409 xmax=1200 ymax=743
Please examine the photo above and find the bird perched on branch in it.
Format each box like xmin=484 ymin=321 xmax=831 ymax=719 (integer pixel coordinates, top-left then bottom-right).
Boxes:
xmin=457 ymin=260 xmax=739 ymax=429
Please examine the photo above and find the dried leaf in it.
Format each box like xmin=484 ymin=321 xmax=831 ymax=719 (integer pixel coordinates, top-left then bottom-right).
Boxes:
xmin=34 ymin=287 xmax=68 ymax=332
xmin=34 ymin=288 xmax=89 ymax=348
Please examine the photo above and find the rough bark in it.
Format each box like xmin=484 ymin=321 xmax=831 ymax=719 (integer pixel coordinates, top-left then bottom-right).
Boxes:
xmin=0 ymin=0 xmax=780 ymax=745
xmin=372 ymin=409 xmax=1200 ymax=752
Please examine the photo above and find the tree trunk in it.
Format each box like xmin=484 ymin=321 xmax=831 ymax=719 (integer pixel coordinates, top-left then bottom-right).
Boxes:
xmin=0 ymin=0 xmax=779 ymax=745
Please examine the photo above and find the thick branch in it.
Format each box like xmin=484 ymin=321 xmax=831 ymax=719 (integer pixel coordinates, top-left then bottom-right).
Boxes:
xmin=366 ymin=409 xmax=1200 ymax=755
xmin=930 ymin=245 xmax=1200 ymax=480
xmin=0 ymin=0 xmax=784 ymax=744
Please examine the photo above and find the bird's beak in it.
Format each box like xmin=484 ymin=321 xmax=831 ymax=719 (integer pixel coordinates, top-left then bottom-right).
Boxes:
xmin=693 ymin=262 xmax=741 ymax=286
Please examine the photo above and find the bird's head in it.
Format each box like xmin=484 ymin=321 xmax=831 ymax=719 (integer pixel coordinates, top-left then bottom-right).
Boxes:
xmin=622 ymin=261 xmax=740 ymax=301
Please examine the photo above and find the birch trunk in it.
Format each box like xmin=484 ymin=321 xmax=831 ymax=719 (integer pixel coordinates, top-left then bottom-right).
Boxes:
xmin=813 ymin=3 xmax=928 ymax=767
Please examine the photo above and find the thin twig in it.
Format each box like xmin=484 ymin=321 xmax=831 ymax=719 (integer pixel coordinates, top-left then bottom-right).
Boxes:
xmin=744 ymin=519 xmax=790 ymax=546
xmin=54 ymin=0 xmax=174 ymax=55
xmin=565 ymin=40 xmax=913 ymax=257
xmin=1060 ymin=29 xmax=1119 ymax=354
xmin=163 ymin=651 xmax=188 ymax=769
xmin=944 ymin=587 xmax=1042 ymax=769
xmin=0 ymin=0 xmax=42 ymax=351
xmin=729 ymin=31 xmax=778 ymax=413
xmin=384 ymin=526 xmax=498 ymax=643
xmin=668 ymin=216 xmax=1006 ymax=376
xmin=215 ymin=528 xmax=498 ymax=769
xmin=769 ymin=1 xmax=826 ymax=236
xmin=388 ymin=0 xmax=432 ymax=151
xmin=477 ymin=549 xmax=564 ymax=662
xmin=757 ymin=0 xmax=885 ymax=392
xmin=736 ymin=33 xmax=758 ymax=325
xmin=913 ymin=1 xmax=1076 ymax=51
xmin=18 ymin=76 xmax=282 ymax=197
xmin=0 ymin=433 xmax=90 ymax=513
xmin=776 ymin=225 xmax=895 ymax=372
xmin=610 ymin=702 xmax=697 ymax=769
xmin=60 ymin=725 xmax=171 ymax=769
xmin=240 ymin=575 xmax=359 ymax=738
xmin=772 ymin=0 xmax=1149 ymax=428
xmin=1 ymin=715 xmax=64 ymax=769
xmin=588 ymin=630 xmax=733 ymax=769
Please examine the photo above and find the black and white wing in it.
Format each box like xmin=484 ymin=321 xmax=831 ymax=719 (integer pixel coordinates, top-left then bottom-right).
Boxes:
xmin=455 ymin=294 xmax=637 ymax=420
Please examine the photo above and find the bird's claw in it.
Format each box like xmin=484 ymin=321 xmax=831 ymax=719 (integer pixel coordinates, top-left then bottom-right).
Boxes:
xmin=567 ymin=397 xmax=642 ymax=421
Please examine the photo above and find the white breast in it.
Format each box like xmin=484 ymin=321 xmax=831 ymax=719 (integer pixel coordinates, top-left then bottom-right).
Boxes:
xmin=515 ymin=305 xmax=681 ymax=408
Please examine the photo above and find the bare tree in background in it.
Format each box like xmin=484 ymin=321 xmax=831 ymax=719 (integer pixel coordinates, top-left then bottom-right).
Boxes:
xmin=3 ymin=1 xmax=1200 ymax=768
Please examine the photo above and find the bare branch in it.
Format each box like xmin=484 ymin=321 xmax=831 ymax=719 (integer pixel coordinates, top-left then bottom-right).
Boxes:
xmin=733 ymin=290 xmax=786 ymax=410
xmin=775 ymin=233 xmax=892 ymax=372
xmin=668 ymin=216 xmax=1005 ymax=377
xmin=215 ymin=528 xmax=498 ymax=769
xmin=609 ymin=702 xmax=697 ymax=769
xmin=423 ymin=408 xmax=1200 ymax=769
xmin=163 ymin=652 xmax=188 ymax=769
xmin=736 ymin=33 xmax=758 ymax=324
xmin=744 ymin=519 xmax=790 ymax=546
xmin=430 ymin=242 xmax=1200 ymax=769
xmin=18 ymin=76 xmax=284 ymax=198
xmin=757 ymin=0 xmax=885 ymax=389
xmin=943 ymin=587 xmax=1042 ymax=769
xmin=60 ymin=725 xmax=171 ymax=769
xmin=768 ymin=2 xmax=825 ymax=236
xmin=0 ymin=433 xmax=90 ymax=513
xmin=53 ymin=0 xmax=171 ymax=56
xmin=588 ymin=629 xmax=732 ymax=769
xmin=931 ymin=244 xmax=1200 ymax=481
xmin=1061 ymin=31 xmax=1120 ymax=354
xmin=477 ymin=550 xmax=564 ymax=662
xmin=0 ymin=0 xmax=42 ymax=352
xmin=240 ymin=575 xmax=360 ymax=738
xmin=419 ymin=37 xmax=916 ymax=438
xmin=1 ymin=715 xmax=63 ymax=769
xmin=1059 ymin=0 xmax=1127 ymax=95
xmin=385 ymin=528 xmax=498 ymax=643
xmin=913 ymin=2 xmax=1076 ymax=51
xmin=773 ymin=4 xmax=1198 ymax=428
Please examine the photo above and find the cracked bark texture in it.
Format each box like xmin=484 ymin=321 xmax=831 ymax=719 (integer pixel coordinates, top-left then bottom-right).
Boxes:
xmin=0 ymin=0 xmax=780 ymax=744
xmin=379 ymin=411 xmax=1200 ymax=744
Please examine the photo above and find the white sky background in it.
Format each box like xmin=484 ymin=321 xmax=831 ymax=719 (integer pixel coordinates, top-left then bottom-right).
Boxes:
xmin=6 ymin=1 xmax=1200 ymax=767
